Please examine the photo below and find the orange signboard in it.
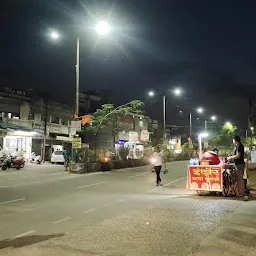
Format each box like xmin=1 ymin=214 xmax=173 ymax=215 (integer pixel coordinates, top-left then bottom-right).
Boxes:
xmin=187 ymin=166 xmax=223 ymax=192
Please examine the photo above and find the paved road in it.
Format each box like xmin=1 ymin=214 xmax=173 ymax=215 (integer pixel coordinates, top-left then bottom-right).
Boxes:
xmin=0 ymin=161 xmax=251 ymax=255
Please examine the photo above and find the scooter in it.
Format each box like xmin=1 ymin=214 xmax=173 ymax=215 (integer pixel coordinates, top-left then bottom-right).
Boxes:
xmin=2 ymin=155 xmax=25 ymax=170
xmin=30 ymin=152 xmax=42 ymax=164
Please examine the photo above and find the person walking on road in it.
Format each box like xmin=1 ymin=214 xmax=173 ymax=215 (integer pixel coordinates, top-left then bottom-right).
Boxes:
xmin=228 ymin=135 xmax=248 ymax=201
xmin=153 ymin=146 xmax=166 ymax=186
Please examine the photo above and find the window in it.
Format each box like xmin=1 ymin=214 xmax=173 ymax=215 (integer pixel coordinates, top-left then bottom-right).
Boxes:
xmin=54 ymin=151 xmax=64 ymax=155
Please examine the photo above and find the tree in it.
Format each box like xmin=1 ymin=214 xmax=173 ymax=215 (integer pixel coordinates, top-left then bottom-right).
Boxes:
xmin=147 ymin=123 xmax=164 ymax=147
xmin=84 ymin=100 xmax=144 ymax=135
xmin=209 ymin=123 xmax=237 ymax=151
xmin=83 ymin=100 xmax=144 ymax=159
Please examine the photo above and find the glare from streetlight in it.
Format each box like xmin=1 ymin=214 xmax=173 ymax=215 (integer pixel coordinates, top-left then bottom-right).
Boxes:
xmin=148 ymin=91 xmax=155 ymax=97
xmin=197 ymin=107 xmax=204 ymax=113
xmin=226 ymin=122 xmax=232 ymax=126
xmin=50 ymin=31 xmax=59 ymax=40
xmin=174 ymin=88 xmax=182 ymax=96
xmin=199 ymin=132 xmax=208 ymax=138
xmin=251 ymin=127 xmax=254 ymax=131
xmin=96 ymin=21 xmax=111 ymax=35
xmin=211 ymin=115 xmax=217 ymax=121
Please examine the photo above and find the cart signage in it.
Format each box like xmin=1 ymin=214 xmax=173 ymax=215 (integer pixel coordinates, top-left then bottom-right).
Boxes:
xmin=187 ymin=166 xmax=223 ymax=192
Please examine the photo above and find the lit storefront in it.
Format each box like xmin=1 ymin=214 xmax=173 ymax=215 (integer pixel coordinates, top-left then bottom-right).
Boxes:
xmin=115 ymin=130 xmax=149 ymax=159
xmin=0 ymin=123 xmax=37 ymax=160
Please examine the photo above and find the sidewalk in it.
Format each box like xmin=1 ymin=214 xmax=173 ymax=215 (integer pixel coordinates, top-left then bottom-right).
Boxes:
xmin=248 ymin=169 xmax=256 ymax=193
xmin=190 ymin=200 xmax=256 ymax=256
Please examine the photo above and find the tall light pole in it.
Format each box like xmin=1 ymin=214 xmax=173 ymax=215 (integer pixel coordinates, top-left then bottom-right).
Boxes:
xmin=148 ymin=87 xmax=182 ymax=140
xmin=189 ymin=107 xmax=204 ymax=138
xmin=76 ymin=38 xmax=80 ymax=116
xmin=204 ymin=115 xmax=217 ymax=132
xmin=49 ymin=21 xmax=111 ymax=117
xmin=198 ymin=132 xmax=208 ymax=158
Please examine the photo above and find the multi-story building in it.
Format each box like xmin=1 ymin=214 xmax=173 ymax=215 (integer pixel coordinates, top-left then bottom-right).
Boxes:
xmin=0 ymin=86 xmax=77 ymax=160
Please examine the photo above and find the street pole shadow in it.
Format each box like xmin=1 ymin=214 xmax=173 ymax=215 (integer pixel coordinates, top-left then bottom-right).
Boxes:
xmin=0 ymin=234 xmax=64 ymax=250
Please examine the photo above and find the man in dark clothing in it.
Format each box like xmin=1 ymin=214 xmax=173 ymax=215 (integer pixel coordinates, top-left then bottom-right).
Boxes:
xmin=228 ymin=135 xmax=248 ymax=201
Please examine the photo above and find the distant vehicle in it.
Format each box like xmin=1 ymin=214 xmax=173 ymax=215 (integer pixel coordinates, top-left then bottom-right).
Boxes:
xmin=2 ymin=155 xmax=25 ymax=170
xmin=30 ymin=152 xmax=42 ymax=164
xmin=51 ymin=150 xmax=65 ymax=164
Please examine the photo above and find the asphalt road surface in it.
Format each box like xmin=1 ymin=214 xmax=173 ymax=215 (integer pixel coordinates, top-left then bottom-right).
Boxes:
xmin=0 ymin=161 xmax=251 ymax=255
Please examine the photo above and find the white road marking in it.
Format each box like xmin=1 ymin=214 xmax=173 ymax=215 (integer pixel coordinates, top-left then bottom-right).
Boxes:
xmin=22 ymin=201 xmax=55 ymax=212
xmin=14 ymin=230 xmax=36 ymax=238
xmin=83 ymin=209 xmax=95 ymax=214
xmin=74 ymin=182 xmax=107 ymax=190
xmin=103 ymin=203 xmax=112 ymax=207
xmin=53 ymin=217 xmax=71 ymax=224
xmin=149 ymin=177 xmax=186 ymax=192
xmin=0 ymin=198 xmax=26 ymax=205
xmin=128 ymin=173 xmax=146 ymax=178
xmin=118 ymin=198 xmax=126 ymax=203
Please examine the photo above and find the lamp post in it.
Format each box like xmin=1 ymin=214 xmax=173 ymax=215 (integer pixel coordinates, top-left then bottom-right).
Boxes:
xmin=49 ymin=21 xmax=111 ymax=116
xmin=198 ymin=132 xmax=208 ymax=158
xmin=189 ymin=107 xmax=204 ymax=138
xmin=204 ymin=115 xmax=217 ymax=132
xmin=148 ymin=87 xmax=182 ymax=140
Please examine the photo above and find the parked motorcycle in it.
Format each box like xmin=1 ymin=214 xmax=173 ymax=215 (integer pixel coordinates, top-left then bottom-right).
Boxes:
xmin=2 ymin=155 xmax=25 ymax=170
xmin=30 ymin=152 xmax=42 ymax=164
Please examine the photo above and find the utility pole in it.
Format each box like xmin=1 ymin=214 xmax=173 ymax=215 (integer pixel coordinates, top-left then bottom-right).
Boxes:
xmin=75 ymin=38 xmax=80 ymax=116
xmin=42 ymin=99 xmax=48 ymax=162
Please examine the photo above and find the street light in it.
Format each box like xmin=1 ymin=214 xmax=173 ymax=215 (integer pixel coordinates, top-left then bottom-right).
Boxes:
xmin=147 ymin=88 xmax=182 ymax=140
xmin=50 ymin=31 xmax=59 ymax=40
xmin=197 ymin=107 xmax=204 ymax=114
xmin=225 ymin=122 xmax=232 ymax=126
xmin=204 ymin=115 xmax=217 ymax=132
xmin=174 ymin=88 xmax=182 ymax=96
xmin=211 ymin=115 xmax=217 ymax=121
xmin=198 ymin=132 xmax=208 ymax=158
xmin=49 ymin=21 xmax=111 ymax=117
xmin=95 ymin=21 xmax=111 ymax=35
xmin=148 ymin=91 xmax=155 ymax=97
xmin=189 ymin=107 xmax=204 ymax=139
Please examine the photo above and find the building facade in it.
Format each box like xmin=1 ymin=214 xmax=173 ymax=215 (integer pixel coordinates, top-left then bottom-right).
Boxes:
xmin=0 ymin=87 xmax=76 ymax=160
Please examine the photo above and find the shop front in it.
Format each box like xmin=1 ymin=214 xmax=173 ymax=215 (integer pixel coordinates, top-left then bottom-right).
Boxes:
xmin=115 ymin=130 xmax=149 ymax=159
xmin=2 ymin=126 xmax=37 ymax=161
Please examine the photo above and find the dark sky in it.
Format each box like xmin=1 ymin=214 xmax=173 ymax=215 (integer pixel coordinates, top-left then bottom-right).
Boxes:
xmin=1 ymin=0 xmax=256 ymax=128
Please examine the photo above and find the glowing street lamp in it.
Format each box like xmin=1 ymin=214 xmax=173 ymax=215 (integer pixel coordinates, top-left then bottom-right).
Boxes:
xmin=197 ymin=107 xmax=204 ymax=114
xmin=189 ymin=107 xmax=204 ymax=138
xmin=225 ymin=122 xmax=232 ymax=126
xmin=174 ymin=88 xmax=182 ymax=96
xmin=147 ymin=88 xmax=183 ymax=139
xmin=95 ymin=21 xmax=111 ymax=35
xmin=148 ymin=91 xmax=155 ymax=97
xmin=211 ymin=115 xmax=217 ymax=121
xmin=50 ymin=31 xmax=59 ymax=40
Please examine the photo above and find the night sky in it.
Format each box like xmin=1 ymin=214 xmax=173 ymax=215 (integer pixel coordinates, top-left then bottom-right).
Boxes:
xmin=1 ymin=0 xmax=256 ymax=128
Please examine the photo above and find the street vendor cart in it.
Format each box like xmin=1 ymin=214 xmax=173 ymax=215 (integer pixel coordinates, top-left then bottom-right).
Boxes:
xmin=187 ymin=162 xmax=238 ymax=197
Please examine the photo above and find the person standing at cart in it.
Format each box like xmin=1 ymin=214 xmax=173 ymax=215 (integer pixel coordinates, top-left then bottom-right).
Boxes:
xmin=152 ymin=146 xmax=166 ymax=186
xmin=227 ymin=136 xmax=248 ymax=201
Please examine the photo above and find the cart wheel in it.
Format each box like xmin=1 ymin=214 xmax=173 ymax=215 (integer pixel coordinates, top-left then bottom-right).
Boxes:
xmin=222 ymin=171 xmax=232 ymax=197
xmin=196 ymin=191 xmax=204 ymax=196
